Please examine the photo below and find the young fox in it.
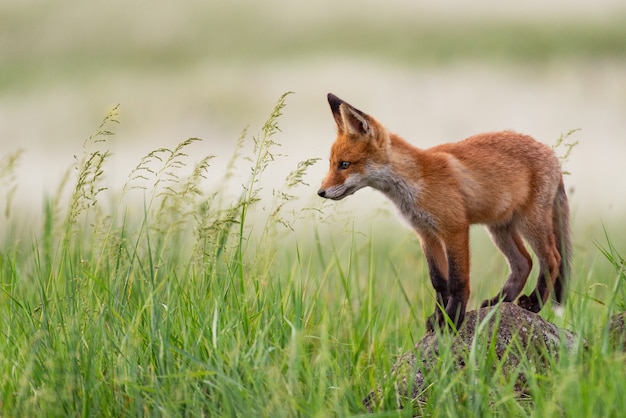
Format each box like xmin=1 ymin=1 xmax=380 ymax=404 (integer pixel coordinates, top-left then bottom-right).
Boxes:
xmin=318 ymin=93 xmax=571 ymax=330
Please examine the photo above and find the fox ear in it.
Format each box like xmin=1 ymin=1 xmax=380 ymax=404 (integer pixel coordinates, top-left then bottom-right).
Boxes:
xmin=327 ymin=93 xmax=371 ymax=136
xmin=327 ymin=93 xmax=346 ymax=129
xmin=340 ymin=105 xmax=370 ymax=136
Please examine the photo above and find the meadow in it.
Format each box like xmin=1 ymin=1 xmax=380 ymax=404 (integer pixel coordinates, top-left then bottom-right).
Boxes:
xmin=1 ymin=95 xmax=625 ymax=417
xmin=2 ymin=2 xmax=626 ymax=415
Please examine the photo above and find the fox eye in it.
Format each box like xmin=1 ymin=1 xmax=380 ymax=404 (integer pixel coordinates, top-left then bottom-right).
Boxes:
xmin=338 ymin=161 xmax=351 ymax=170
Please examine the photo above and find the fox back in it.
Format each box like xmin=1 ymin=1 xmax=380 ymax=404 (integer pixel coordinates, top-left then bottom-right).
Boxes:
xmin=318 ymin=93 xmax=571 ymax=330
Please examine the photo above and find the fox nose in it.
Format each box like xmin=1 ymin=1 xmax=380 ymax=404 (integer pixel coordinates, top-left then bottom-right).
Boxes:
xmin=317 ymin=189 xmax=326 ymax=198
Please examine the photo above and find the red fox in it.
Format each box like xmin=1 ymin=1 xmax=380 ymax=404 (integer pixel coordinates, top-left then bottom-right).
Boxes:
xmin=318 ymin=93 xmax=571 ymax=330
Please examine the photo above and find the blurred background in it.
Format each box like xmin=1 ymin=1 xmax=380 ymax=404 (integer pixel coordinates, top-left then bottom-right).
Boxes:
xmin=1 ymin=0 xmax=626 ymax=228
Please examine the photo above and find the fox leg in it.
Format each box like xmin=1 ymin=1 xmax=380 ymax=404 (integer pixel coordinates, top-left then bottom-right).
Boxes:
xmin=442 ymin=227 xmax=471 ymax=329
xmin=419 ymin=232 xmax=449 ymax=331
xmin=518 ymin=215 xmax=561 ymax=312
xmin=482 ymin=223 xmax=532 ymax=307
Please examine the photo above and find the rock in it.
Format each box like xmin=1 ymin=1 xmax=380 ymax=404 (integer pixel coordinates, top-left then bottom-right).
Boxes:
xmin=608 ymin=311 xmax=626 ymax=349
xmin=363 ymin=302 xmax=578 ymax=412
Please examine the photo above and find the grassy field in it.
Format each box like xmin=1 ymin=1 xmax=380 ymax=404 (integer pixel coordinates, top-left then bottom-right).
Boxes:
xmin=1 ymin=96 xmax=625 ymax=417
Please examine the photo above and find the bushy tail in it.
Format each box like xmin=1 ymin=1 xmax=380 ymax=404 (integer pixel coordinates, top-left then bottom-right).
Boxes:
xmin=552 ymin=177 xmax=571 ymax=304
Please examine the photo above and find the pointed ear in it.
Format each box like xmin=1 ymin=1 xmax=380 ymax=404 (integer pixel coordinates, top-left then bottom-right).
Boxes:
xmin=327 ymin=93 xmax=345 ymax=129
xmin=327 ymin=93 xmax=372 ymax=136
xmin=339 ymin=103 xmax=371 ymax=136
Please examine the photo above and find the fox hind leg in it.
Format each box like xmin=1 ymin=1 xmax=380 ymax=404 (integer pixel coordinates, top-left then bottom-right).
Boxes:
xmin=517 ymin=212 xmax=561 ymax=313
xmin=481 ymin=222 xmax=532 ymax=308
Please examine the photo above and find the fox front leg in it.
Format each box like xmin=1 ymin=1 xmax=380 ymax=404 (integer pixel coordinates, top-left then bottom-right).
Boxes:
xmin=426 ymin=228 xmax=470 ymax=331
xmin=419 ymin=232 xmax=450 ymax=331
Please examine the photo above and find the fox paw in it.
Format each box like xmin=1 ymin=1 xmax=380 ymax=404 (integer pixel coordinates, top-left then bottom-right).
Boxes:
xmin=426 ymin=309 xmax=465 ymax=332
xmin=426 ymin=312 xmax=441 ymax=332
xmin=517 ymin=295 xmax=541 ymax=313
xmin=481 ymin=297 xmax=501 ymax=308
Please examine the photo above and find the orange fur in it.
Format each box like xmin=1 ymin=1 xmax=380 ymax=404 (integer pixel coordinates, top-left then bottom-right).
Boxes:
xmin=319 ymin=93 xmax=571 ymax=330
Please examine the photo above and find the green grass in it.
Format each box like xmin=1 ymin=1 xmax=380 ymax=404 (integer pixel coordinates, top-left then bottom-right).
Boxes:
xmin=1 ymin=95 xmax=625 ymax=417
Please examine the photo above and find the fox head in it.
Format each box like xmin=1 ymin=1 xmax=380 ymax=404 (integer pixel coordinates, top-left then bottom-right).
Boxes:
xmin=318 ymin=93 xmax=391 ymax=200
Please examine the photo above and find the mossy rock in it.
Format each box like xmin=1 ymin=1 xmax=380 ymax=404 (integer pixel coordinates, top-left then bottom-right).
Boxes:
xmin=364 ymin=302 xmax=578 ymax=412
xmin=608 ymin=311 xmax=626 ymax=350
